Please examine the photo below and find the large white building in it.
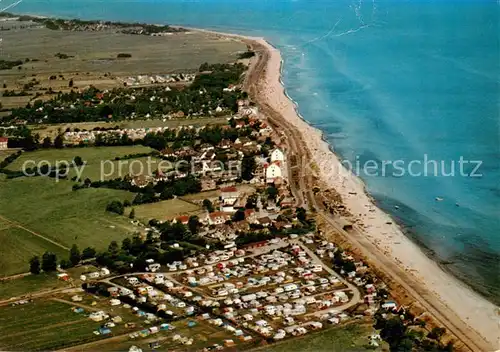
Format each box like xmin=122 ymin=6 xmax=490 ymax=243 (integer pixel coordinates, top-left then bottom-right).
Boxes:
xmin=265 ymin=162 xmax=282 ymax=183
xmin=270 ymin=148 xmax=285 ymax=162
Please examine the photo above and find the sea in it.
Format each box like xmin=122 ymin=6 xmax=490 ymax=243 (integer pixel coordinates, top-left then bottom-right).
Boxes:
xmin=13 ymin=0 xmax=500 ymax=304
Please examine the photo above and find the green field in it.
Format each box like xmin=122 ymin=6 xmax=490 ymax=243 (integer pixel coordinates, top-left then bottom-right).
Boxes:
xmin=0 ymin=176 xmax=137 ymax=261
xmin=0 ymin=227 xmax=69 ymax=276
xmin=262 ymin=324 xmax=384 ymax=352
xmin=0 ymin=274 xmax=69 ymax=300
xmin=128 ymin=198 xmax=202 ymax=222
xmin=0 ymin=299 xmax=102 ymax=351
xmin=7 ymin=146 xmax=155 ymax=172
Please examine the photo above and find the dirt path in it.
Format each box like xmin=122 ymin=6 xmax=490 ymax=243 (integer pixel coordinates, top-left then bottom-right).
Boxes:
xmin=0 ymin=214 xmax=69 ymax=250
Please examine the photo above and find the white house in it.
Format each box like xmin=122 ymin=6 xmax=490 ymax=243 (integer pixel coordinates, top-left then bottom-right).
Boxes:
xmin=265 ymin=162 xmax=282 ymax=183
xmin=0 ymin=137 xmax=8 ymax=150
xmin=220 ymin=186 xmax=239 ymax=205
xmin=270 ymin=148 xmax=285 ymax=162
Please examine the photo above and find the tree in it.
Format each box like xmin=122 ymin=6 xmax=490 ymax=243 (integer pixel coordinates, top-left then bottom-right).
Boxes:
xmin=129 ymin=208 xmax=136 ymax=219
xmin=122 ymin=237 xmax=132 ymax=253
xmin=267 ymin=186 xmax=278 ymax=200
xmin=42 ymin=136 xmax=52 ymax=148
xmin=203 ymin=199 xmax=214 ymax=212
xmin=428 ymin=327 xmax=446 ymax=341
xmin=241 ymin=155 xmax=256 ymax=181
xmin=296 ymin=207 xmax=307 ymax=222
xmin=68 ymin=79 xmax=74 ymax=87
xmin=41 ymin=251 xmax=58 ymax=272
xmin=188 ymin=215 xmax=199 ymax=235
xmin=81 ymin=247 xmax=96 ymax=260
xmin=108 ymin=241 xmax=120 ymax=257
xmin=106 ymin=200 xmax=124 ymax=215
xmin=54 ymin=134 xmax=64 ymax=149
xmin=60 ymin=258 xmax=72 ymax=269
xmin=29 ymin=256 xmax=41 ymax=274
xmin=233 ymin=208 xmax=245 ymax=222
xmin=73 ymin=156 xmax=84 ymax=166
xmin=69 ymin=244 xmax=81 ymax=266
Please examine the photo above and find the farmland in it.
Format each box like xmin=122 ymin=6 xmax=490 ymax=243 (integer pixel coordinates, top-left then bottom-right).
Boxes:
xmin=127 ymin=198 xmax=203 ymax=222
xmin=0 ymin=299 xmax=102 ymax=351
xmin=0 ymin=226 xmax=68 ymax=276
xmin=0 ymin=274 xmax=69 ymax=300
xmin=0 ymin=19 xmax=246 ymax=110
xmin=262 ymin=323 xmax=383 ymax=352
xmin=6 ymin=145 xmax=155 ymax=172
xmin=0 ymin=176 xmax=138 ymax=273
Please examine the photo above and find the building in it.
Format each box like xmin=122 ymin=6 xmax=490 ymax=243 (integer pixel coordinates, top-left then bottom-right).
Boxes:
xmin=270 ymin=148 xmax=284 ymax=162
xmin=207 ymin=211 xmax=231 ymax=225
xmin=265 ymin=162 xmax=282 ymax=183
xmin=220 ymin=186 xmax=239 ymax=205
xmin=0 ymin=137 xmax=8 ymax=149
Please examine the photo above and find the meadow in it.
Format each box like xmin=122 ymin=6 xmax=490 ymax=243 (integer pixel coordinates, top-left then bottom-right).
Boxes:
xmin=0 ymin=19 xmax=246 ymax=109
xmin=0 ymin=226 xmax=69 ymax=276
xmin=7 ymin=145 xmax=155 ymax=172
xmin=0 ymin=273 xmax=69 ymax=300
xmin=0 ymin=299 xmax=102 ymax=351
xmin=128 ymin=198 xmax=203 ymax=222
xmin=0 ymin=176 xmax=137 ymax=267
xmin=262 ymin=323 xmax=383 ymax=352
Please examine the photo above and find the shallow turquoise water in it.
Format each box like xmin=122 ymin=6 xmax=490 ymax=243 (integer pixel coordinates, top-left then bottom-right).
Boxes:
xmin=14 ymin=0 xmax=500 ymax=302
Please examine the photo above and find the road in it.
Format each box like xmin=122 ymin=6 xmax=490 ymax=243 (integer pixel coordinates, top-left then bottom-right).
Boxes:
xmin=243 ymin=39 xmax=493 ymax=352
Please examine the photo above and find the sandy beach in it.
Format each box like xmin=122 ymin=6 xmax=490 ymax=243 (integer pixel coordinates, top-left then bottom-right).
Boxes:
xmin=241 ymin=37 xmax=499 ymax=350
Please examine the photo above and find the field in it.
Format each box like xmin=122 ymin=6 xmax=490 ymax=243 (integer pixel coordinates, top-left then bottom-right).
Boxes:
xmin=0 ymin=176 xmax=137 ymax=267
xmin=6 ymin=145 xmax=155 ymax=172
xmin=262 ymin=323 xmax=385 ymax=352
xmin=73 ymin=318 xmax=254 ymax=352
xmin=0 ymin=273 xmax=69 ymax=300
xmin=0 ymin=19 xmax=246 ymax=107
xmin=128 ymin=198 xmax=203 ymax=222
xmin=0 ymin=226 xmax=69 ymax=276
xmin=0 ymin=299 xmax=105 ymax=351
xmin=29 ymin=116 xmax=229 ymax=139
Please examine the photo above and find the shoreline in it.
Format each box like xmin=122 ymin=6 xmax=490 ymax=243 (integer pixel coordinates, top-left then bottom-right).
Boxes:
xmin=229 ymin=34 xmax=499 ymax=349
xmin=5 ymin=12 xmax=499 ymax=348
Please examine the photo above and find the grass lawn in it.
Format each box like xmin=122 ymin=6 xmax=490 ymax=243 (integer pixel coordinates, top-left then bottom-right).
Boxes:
xmin=7 ymin=146 xmax=155 ymax=172
xmin=0 ymin=227 xmax=69 ymax=277
xmin=128 ymin=198 xmax=202 ymax=222
xmin=0 ymin=273 xmax=69 ymax=300
xmin=0 ymin=176 xmax=137 ymax=261
xmin=262 ymin=323 xmax=384 ymax=352
xmin=0 ymin=299 xmax=102 ymax=351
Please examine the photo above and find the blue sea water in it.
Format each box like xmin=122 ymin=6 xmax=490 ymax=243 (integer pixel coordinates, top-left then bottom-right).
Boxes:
xmin=13 ymin=0 xmax=499 ymax=302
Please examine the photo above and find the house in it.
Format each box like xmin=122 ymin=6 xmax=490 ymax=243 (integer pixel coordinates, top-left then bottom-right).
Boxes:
xmin=234 ymin=137 xmax=252 ymax=147
xmin=257 ymin=217 xmax=272 ymax=227
xmin=265 ymin=162 xmax=282 ymax=183
xmin=174 ymin=216 xmax=190 ymax=225
xmin=270 ymin=148 xmax=285 ymax=162
xmin=160 ymin=148 xmax=175 ymax=157
xmin=131 ymin=175 xmax=149 ymax=188
xmin=219 ymin=139 xmax=232 ymax=149
xmin=0 ymin=137 xmax=8 ymax=149
xmin=220 ymin=186 xmax=239 ymax=205
xmin=207 ymin=211 xmax=231 ymax=225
